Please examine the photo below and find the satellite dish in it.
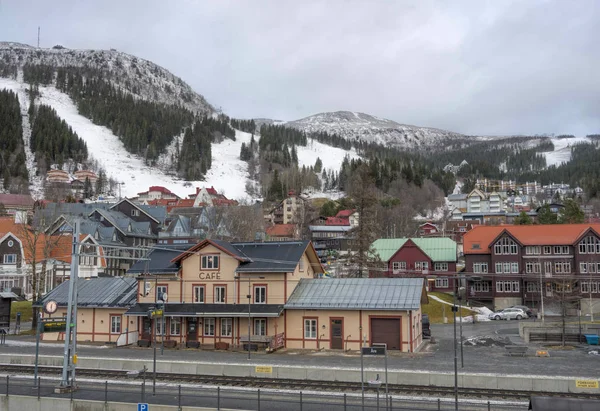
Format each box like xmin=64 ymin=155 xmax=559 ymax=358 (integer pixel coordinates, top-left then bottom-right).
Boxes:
xmin=161 ymin=293 xmax=168 ymax=302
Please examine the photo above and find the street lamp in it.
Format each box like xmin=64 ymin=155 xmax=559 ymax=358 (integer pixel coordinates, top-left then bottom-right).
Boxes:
xmin=236 ymin=275 xmax=264 ymax=360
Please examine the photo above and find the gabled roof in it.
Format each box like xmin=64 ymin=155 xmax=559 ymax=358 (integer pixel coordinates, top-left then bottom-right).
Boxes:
xmin=285 ymin=278 xmax=426 ymax=310
xmin=233 ymin=241 xmax=317 ymax=273
xmin=36 ymin=277 xmax=137 ymax=308
xmin=371 ymin=237 xmax=457 ymax=262
xmin=0 ymin=193 xmax=34 ymax=208
xmin=468 ymin=188 xmax=487 ymax=199
xmin=171 ymin=239 xmax=251 ymax=264
xmin=325 ymin=217 xmax=350 ymax=226
xmin=266 ymin=224 xmax=295 ymax=237
xmin=128 ymin=244 xmax=192 ymax=274
xmin=335 ymin=209 xmax=356 ymax=218
xmin=110 ymin=198 xmax=160 ymax=223
xmin=463 ymin=224 xmax=600 ymax=254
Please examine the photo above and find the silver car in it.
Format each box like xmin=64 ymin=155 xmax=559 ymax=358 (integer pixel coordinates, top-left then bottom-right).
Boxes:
xmin=488 ymin=308 xmax=528 ymax=321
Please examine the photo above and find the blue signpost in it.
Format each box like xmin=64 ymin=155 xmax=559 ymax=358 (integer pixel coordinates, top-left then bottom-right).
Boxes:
xmin=137 ymin=404 xmax=149 ymax=411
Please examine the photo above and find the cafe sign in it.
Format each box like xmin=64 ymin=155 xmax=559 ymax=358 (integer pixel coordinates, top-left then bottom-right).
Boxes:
xmin=199 ymin=272 xmax=221 ymax=280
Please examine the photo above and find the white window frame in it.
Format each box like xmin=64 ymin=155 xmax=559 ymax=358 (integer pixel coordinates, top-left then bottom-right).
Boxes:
xmin=434 ymin=262 xmax=448 ymax=271
xmin=473 ymin=263 xmax=488 ymax=273
xmin=580 ymin=263 xmax=588 ymax=274
xmin=495 ymin=262 xmax=503 ymax=273
xmin=254 ymin=286 xmax=266 ymax=304
xmin=415 ymin=261 xmax=429 ymax=271
xmin=170 ymin=317 xmax=181 ymax=336
xmin=201 ymin=254 xmax=220 ymax=269
xmin=221 ymin=318 xmax=232 ymax=337
xmin=214 ymin=286 xmax=226 ymax=303
xmin=110 ymin=315 xmax=121 ymax=334
xmin=472 ymin=282 xmax=490 ymax=292
xmin=494 ymin=237 xmax=518 ymax=255
xmin=3 ymin=254 xmax=17 ymax=264
xmin=392 ymin=261 xmax=407 ymax=271
xmin=156 ymin=285 xmax=167 ymax=302
xmin=204 ymin=318 xmax=215 ymax=336
xmin=254 ymin=318 xmax=267 ymax=336
xmin=156 ymin=318 xmax=164 ymax=336
xmin=435 ymin=277 xmax=449 ymax=288
xmin=193 ymin=285 xmax=205 ymax=303
xmin=511 ymin=262 xmax=519 ymax=273
xmin=526 ymin=246 xmax=541 ymax=255
xmin=543 ymin=246 xmax=551 ymax=254
xmin=526 ymin=282 xmax=539 ymax=292
xmin=304 ymin=319 xmax=317 ymax=339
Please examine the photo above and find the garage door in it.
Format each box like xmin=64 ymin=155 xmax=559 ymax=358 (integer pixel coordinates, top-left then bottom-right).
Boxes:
xmin=371 ymin=318 xmax=401 ymax=350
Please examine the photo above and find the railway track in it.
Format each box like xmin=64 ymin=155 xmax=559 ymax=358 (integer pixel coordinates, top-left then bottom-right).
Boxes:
xmin=1 ymin=364 xmax=598 ymax=402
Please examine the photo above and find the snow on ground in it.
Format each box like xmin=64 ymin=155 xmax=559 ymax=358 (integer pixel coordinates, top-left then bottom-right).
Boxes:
xmin=0 ymin=77 xmax=44 ymax=198
xmin=297 ymin=138 xmax=360 ymax=171
xmin=543 ymin=136 xmax=591 ymax=167
xmin=428 ymin=294 xmax=491 ymax=322
xmin=35 ymin=85 xmax=256 ymax=200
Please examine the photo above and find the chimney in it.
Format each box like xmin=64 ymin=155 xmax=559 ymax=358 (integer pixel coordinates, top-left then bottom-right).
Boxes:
xmin=196 ymin=187 xmax=200 ymax=195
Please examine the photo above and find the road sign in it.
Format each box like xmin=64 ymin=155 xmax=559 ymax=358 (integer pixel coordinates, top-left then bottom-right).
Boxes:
xmin=137 ymin=404 xmax=149 ymax=411
xmin=42 ymin=321 xmax=68 ymax=333
xmin=362 ymin=346 xmax=386 ymax=356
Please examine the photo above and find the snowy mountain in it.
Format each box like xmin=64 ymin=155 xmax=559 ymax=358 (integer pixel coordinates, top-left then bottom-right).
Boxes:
xmin=284 ymin=111 xmax=466 ymax=149
xmin=0 ymin=42 xmax=213 ymax=114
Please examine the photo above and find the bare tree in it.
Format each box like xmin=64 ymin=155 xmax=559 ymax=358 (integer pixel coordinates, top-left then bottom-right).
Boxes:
xmin=18 ymin=211 xmax=63 ymax=329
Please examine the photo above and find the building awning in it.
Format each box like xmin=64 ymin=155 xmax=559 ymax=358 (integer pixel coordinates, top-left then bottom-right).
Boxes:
xmin=125 ymin=303 xmax=284 ymax=318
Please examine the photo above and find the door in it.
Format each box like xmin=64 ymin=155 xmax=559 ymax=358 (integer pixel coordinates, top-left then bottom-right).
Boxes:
xmin=187 ymin=318 xmax=198 ymax=341
xmin=330 ymin=318 xmax=343 ymax=349
xmin=371 ymin=318 xmax=401 ymax=350
xmin=142 ymin=318 xmax=152 ymax=340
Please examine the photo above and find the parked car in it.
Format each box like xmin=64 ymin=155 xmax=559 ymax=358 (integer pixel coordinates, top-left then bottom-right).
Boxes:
xmin=488 ymin=307 xmax=528 ymax=321
xmin=422 ymin=314 xmax=431 ymax=338
xmin=509 ymin=305 xmax=533 ymax=317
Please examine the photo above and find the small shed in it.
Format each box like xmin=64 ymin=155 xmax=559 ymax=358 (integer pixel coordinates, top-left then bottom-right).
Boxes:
xmin=0 ymin=291 xmax=20 ymax=331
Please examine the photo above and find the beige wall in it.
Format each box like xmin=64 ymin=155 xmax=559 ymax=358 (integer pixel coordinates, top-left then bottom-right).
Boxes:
xmin=41 ymin=308 xmax=137 ymax=343
xmin=284 ymin=308 xmax=422 ymax=352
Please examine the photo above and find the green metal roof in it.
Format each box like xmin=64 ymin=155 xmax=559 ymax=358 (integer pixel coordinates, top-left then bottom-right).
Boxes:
xmin=371 ymin=237 xmax=457 ymax=263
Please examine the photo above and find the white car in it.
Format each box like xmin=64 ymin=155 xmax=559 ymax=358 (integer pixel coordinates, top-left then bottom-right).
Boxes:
xmin=488 ymin=308 xmax=528 ymax=321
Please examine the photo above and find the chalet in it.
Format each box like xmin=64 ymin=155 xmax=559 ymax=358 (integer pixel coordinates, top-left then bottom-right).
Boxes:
xmin=136 ymin=186 xmax=180 ymax=204
xmin=37 ymin=277 xmax=138 ymax=344
xmin=265 ymin=224 xmax=298 ymax=241
xmin=0 ymin=193 xmax=35 ymax=216
xmin=370 ymin=237 xmax=458 ymax=292
xmin=123 ymin=240 xmax=426 ymax=352
xmin=73 ymin=170 xmax=98 ymax=185
xmin=463 ymin=224 xmax=600 ymax=312
xmin=267 ymin=191 xmax=306 ymax=225
xmin=46 ymin=169 xmax=70 ymax=184
xmin=189 ymin=186 xmax=237 ymax=208
xmin=417 ymin=222 xmax=439 ymax=236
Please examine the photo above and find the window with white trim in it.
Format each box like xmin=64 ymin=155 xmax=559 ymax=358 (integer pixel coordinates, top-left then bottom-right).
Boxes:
xmin=254 ymin=319 xmax=266 ymax=336
xmin=555 ymin=262 xmax=571 ymax=274
xmin=494 ymin=237 xmax=518 ymax=255
xmin=434 ymin=262 xmax=448 ymax=271
xmin=415 ymin=261 xmax=429 ymax=271
xmin=254 ymin=286 xmax=266 ymax=304
xmin=473 ymin=263 xmax=488 ymax=273
xmin=156 ymin=318 xmax=164 ymax=336
xmin=554 ymin=246 xmax=570 ymax=255
xmin=392 ymin=261 xmax=406 ymax=271
xmin=7 ymin=240 xmax=14 ymax=247
xmin=472 ymin=282 xmax=490 ymax=292
xmin=581 ymin=263 xmax=588 ymax=274
xmin=214 ymin=286 xmax=226 ymax=303
xmin=496 ymin=281 xmax=520 ymax=293
xmin=511 ymin=262 xmax=519 ymax=273
xmin=221 ymin=318 xmax=232 ymax=337
xmin=110 ymin=315 xmax=121 ymax=334
xmin=170 ymin=317 xmax=181 ymax=336
xmin=579 ymin=236 xmax=600 ymax=254
xmin=525 ymin=246 xmax=541 ymax=255
xmin=193 ymin=286 xmax=205 ymax=303
xmin=495 ymin=262 xmax=502 ymax=273
xmin=435 ymin=277 xmax=449 ymax=288
xmin=543 ymin=246 xmax=551 ymax=254
xmin=581 ymin=282 xmax=600 ymax=294
xmin=526 ymin=282 xmax=539 ymax=292
xmin=526 ymin=262 xmax=541 ymax=273
xmin=304 ymin=319 xmax=317 ymax=339
xmin=201 ymin=255 xmax=220 ymax=269
xmin=156 ymin=285 xmax=167 ymax=302
xmin=204 ymin=318 xmax=215 ymax=336
xmin=131 ymin=209 xmax=140 ymax=216
xmin=3 ymin=254 xmax=17 ymax=264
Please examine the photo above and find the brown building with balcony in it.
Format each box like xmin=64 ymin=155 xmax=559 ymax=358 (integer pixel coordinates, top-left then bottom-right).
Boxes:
xmin=463 ymin=224 xmax=600 ymax=313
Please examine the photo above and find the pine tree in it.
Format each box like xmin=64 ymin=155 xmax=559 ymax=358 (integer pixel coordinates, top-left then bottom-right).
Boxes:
xmin=514 ymin=211 xmax=533 ymax=225
xmin=559 ymin=199 xmax=585 ymax=224
xmin=95 ymin=170 xmax=107 ymax=195
xmin=537 ymin=204 xmax=558 ymax=224
xmin=314 ymin=157 xmax=323 ymax=173
xmin=83 ymin=177 xmax=93 ymax=199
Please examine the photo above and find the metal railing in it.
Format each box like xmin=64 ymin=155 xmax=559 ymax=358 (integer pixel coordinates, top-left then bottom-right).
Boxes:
xmin=0 ymin=374 xmax=528 ymax=411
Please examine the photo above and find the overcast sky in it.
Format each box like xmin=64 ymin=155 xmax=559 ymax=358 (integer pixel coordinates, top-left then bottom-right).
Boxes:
xmin=1 ymin=0 xmax=598 ymax=136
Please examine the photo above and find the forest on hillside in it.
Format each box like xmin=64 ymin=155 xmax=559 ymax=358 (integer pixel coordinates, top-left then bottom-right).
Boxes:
xmin=0 ymin=89 xmax=28 ymax=193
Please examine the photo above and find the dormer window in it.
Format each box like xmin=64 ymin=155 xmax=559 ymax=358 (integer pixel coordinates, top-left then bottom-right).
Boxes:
xmin=201 ymin=255 xmax=219 ymax=270
xmin=131 ymin=209 xmax=140 ymax=217
xmin=494 ymin=237 xmax=518 ymax=255
xmin=127 ymin=224 xmax=132 ymax=232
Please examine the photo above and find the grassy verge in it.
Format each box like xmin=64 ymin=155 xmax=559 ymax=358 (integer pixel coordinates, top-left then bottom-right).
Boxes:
xmin=422 ymin=292 xmax=474 ymax=324
xmin=10 ymin=300 xmax=33 ymax=322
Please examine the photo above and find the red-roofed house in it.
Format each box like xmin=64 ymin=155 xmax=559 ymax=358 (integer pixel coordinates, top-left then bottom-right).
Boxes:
xmin=265 ymin=224 xmax=299 ymax=241
xmin=335 ymin=209 xmax=359 ymax=227
xmin=463 ymin=224 xmax=600 ymax=312
xmin=190 ymin=186 xmax=236 ymax=207
xmin=137 ymin=186 xmax=180 ymax=204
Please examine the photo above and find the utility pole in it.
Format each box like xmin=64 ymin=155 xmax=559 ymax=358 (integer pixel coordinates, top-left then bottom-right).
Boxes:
xmin=57 ymin=220 xmax=79 ymax=392
xmin=37 ymin=27 xmax=40 ymax=48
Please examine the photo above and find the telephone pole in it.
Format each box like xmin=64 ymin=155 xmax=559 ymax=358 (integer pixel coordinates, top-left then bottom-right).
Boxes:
xmin=37 ymin=27 xmax=40 ymax=48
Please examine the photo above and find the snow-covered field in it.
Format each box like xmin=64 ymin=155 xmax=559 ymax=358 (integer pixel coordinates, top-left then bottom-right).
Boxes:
xmin=543 ymin=136 xmax=591 ymax=167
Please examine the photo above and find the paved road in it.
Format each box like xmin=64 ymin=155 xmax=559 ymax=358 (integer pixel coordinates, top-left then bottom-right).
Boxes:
xmin=1 ymin=319 xmax=598 ymax=378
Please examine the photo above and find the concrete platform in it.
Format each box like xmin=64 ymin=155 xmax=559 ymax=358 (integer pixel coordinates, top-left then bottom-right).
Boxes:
xmin=1 ymin=353 xmax=598 ymax=395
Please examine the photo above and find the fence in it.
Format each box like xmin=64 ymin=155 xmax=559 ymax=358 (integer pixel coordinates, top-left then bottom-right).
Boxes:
xmin=116 ymin=329 xmax=139 ymax=347
xmin=0 ymin=374 xmax=528 ymax=411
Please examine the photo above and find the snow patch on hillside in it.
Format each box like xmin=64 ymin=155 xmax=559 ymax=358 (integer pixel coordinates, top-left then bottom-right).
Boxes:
xmin=34 ymin=85 xmax=253 ymax=200
xmin=543 ymin=136 xmax=591 ymax=167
